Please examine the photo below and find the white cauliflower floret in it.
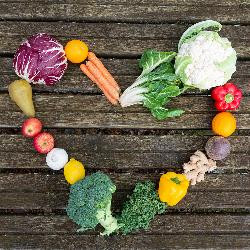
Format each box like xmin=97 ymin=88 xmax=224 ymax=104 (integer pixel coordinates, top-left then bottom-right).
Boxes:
xmin=175 ymin=31 xmax=237 ymax=90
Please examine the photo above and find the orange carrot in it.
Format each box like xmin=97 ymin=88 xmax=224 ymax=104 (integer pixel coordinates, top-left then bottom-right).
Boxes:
xmin=80 ymin=64 xmax=98 ymax=84
xmin=80 ymin=64 xmax=118 ymax=105
xmin=86 ymin=61 xmax=119 ymax=100
xmin=88 ymin=52 xmax=120 ymax=92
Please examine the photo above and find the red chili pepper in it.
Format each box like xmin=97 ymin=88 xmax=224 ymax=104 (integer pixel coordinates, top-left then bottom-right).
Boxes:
xmin=211 ymin=83 xmax=242 ymax=111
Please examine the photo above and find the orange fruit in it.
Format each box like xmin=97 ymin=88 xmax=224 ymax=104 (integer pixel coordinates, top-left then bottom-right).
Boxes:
xmin=212 ymin=112 xmax=236 ymax=137
xmin=65 ymin=40 xmax=88 ymax=63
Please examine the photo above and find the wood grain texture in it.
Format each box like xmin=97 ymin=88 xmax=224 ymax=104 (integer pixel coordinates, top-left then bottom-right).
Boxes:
xmin=0 ymin=214 xmax=249 ymax=234
xmin=0 ymin=151 xmax=249 ymax=171
xmin=0 ymin=2 xmax=249 ymax=249
xmin=0 ymin=134 xmax=249 ymax=153
xmin=0 ymin=22 xmax=249 ymax=58
xmin=0 ymin=173 xmax=249 ymax=192
xmin=0 ymin=1 xmax=249 ymax=23
xmin=0 ymin=134 xmax=249 ymax=171
xmin=0 ymin=190 xmax=249 ymax=212
xmin=0 ymin=58 xmax=249 ymax=94
xmin=2 ymin=94 xmax=250 ymax=113
xmin=1 ymin=94 xmax=250 ymax=129
xmin=0 ymin=234 xmax=249 ymax=249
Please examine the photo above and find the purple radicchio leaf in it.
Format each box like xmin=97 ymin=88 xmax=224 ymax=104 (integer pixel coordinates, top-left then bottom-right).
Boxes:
xmin=13 ymin=33 xmax=68 ymax=86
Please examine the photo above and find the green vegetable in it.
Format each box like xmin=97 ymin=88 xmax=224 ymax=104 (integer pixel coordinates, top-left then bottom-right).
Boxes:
xmin=139 ymin=50 xmax=176 ymax=78
xmin=151 ymin=107 xmax=184 ymax=120
xmin=120 ymin=50 xmax=188 ymax=120
xmin=178 ymin=20 xmax=222 ymax=49
xmin=175 ymin=21 xmax=237 ymax=90
xmin=66 ymin=171 xmax=119 ymax=235
xmin=118 ymin=181 xmax=167 ymax=235
xmin=120 ymin=20 xmax=237 ymax=120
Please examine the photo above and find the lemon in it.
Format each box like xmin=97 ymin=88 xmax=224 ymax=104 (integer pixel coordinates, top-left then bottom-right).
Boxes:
xmin=64 ymin=158 xmax=85 ymax=184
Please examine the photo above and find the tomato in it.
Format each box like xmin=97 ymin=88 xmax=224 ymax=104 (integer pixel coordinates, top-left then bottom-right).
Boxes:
xmin=65 ymin=40 xmax=88 ymax=63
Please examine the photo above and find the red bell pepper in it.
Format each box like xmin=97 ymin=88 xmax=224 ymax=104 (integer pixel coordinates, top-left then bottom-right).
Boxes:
xmin=211 ymin=83 xmax=242 ymax=111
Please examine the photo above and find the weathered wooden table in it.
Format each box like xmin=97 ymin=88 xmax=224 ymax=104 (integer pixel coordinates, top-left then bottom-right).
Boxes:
xmin=0 ymin=1 xmax=249 ymax=249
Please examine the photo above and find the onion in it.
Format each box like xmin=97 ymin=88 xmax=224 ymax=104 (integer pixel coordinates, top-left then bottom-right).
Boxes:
xmin=46 ymin=148 xmax=69 ymax=170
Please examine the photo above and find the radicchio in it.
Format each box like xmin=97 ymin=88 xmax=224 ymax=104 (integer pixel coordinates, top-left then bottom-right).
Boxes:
xmin=13 ymin=33 xmax=67 ymax=86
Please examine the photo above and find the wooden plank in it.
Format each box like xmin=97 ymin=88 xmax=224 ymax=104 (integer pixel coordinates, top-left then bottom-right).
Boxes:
xmin=1 ymin=58 xmax=249 ymax=95
xmin=25 ymin=112 xmax=250 ymax=129
xmin=0 ymin=134 xmax=249 ymax=171
xmin=0 ymin=214 xmax=249 ymax=234
xmin=0 ymin=151 xmax=249 ymax=171
xmin=0 ymin=234 xmax=249 ymax=249
xmin=2 ymin=150 xmax=250 ymax=172
xmin=0 ymin=108 xmax=249 ymax=130
xmin=2 ymin=94 xmax=250 ymax=114
xmin=0 ymin=21 xmax=248 ymax=43
xmin=0 ymin=22 xmax=249 ymax=57
xmin=0 ymin=134 xmax=249 ymax=153
xmin=1 ymin=94 xmax=250 ymax=129
xmin=1 ymin=59 xmax=249 ymax=96
xmin=0 ymin=190 xmax=249 ymax=212
xmin=0 ymin=1 xmax=249 ymax=23
xmin=0 ymin=173 xmax=249 ymax=192
xmin=0 ymin=133 xmax=249 ymax=168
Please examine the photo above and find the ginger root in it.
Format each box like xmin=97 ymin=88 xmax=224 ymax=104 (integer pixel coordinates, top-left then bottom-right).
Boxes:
xmin=183 ymin=150 xmax=217 ymax=185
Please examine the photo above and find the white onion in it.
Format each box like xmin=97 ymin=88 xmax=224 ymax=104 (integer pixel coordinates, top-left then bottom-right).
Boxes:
xmin=46 ymin=148 xmax=68 ymax=170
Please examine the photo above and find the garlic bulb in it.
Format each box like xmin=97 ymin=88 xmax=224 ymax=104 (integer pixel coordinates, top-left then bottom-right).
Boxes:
xmin=46 ymin=148 xmax=68 ymax=170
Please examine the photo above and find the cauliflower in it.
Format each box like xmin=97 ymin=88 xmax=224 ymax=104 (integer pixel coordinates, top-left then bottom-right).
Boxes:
xmin=119 ymin=20 xmax=238 ymax=121
xmin=175 ymin=28 xmax=237 ymax=90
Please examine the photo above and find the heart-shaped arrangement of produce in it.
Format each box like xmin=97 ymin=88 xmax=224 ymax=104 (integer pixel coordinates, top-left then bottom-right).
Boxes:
xmin=8 ymin=20 xmax=242 ymax=235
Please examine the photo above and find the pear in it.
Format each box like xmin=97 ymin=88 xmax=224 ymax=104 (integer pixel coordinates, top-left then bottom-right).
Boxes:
xmin=8 ymin=79 xmax=35 ymax=117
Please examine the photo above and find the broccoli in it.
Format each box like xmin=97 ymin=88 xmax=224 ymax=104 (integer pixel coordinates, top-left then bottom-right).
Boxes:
xmin=66 ymin=171 xmax=119 ymax=235
xmin=118 ymin=181 xmax=167 ymax=234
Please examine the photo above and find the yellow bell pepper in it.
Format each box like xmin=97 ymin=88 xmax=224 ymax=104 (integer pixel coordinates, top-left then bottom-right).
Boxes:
xmin=158 ymin=172 xmax=189 ymax=206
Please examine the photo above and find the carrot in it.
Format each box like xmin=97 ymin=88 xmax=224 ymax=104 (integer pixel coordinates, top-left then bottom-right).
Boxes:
xmin=80 ymin=64 xmax=98 ymax=84
xmin=80 ymin=64 xmax=118 ymax=105
xmin=86 ymin=61 xmax=119 ymax=100
xmin=82 ymin=62 xmax=119 ymax=105
xmin=88 ymin=52 xmax=120 ymax=92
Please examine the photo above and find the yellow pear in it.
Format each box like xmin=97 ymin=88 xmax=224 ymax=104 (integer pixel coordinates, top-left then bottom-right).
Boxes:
xmin=8 ymin=79 xmax=35 ymax=117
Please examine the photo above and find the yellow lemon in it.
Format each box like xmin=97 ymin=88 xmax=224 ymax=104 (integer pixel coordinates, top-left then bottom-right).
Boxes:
xmin=64 ymin=158 xmax=85 ymax=184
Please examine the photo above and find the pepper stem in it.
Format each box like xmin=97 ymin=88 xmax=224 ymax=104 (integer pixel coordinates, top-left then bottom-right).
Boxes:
xmin=171 ymin=177 xmax=181 ymax=184
xmin=225 ymin=93 xmax=234 ymax=103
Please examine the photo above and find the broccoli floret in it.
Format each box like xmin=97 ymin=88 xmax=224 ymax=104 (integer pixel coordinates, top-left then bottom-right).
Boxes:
xmin=66 ymin=171 xmax=119 ymax=235
xmin=118 ymin=181 xmax=167 ymax=235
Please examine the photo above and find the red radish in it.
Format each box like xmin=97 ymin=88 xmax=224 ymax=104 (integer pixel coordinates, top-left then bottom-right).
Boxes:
xmin=22 ymin=118 xmax=42 ymax=138
xmin=33 ymin=132 xmax=54 ymax=154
